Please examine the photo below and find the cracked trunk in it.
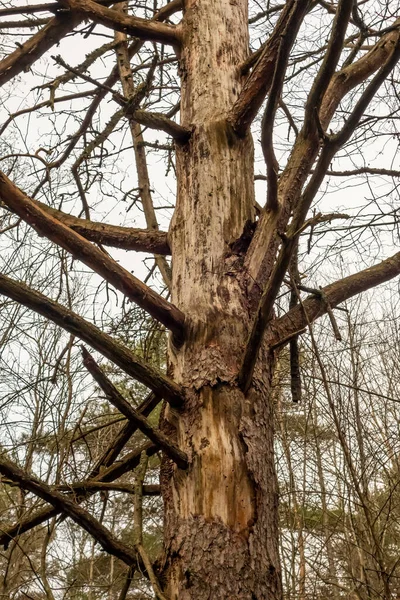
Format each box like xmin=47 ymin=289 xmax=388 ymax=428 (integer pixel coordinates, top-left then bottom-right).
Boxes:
xmin=161 ymin=0 xmax=282 ymax=598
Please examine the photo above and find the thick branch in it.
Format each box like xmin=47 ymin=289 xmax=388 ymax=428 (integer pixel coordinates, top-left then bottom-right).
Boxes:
xmin=0 ymin=173 xmax=184 ymax=339
xmin=0 ymin=457 xmax=138 ymax=566
xmin=0 ymin=272 xmax=184 ymax=407
xmin=261 ymin=2 xmax=305 ymax=211
xmin=241 ymin=34 xmax=400 ymax=389
xmin=55 ymin=482 xmax=160 ymax=495
xmin=228 ymin=0 xmax=309 ymax=136
xmin=61 ymin=0 xmax=181 ymax=45
xmin=32 ymin=199 xmax=171 ymax=254
xmin=130 ymin=110 xmax=191 ymax=143
xmin=240 ymin=36 xmax=400 ymax=389
xmin=269 ymin=251 xmax=400 ymax=348
xmin=245 ymin=18 xmax=400 ymax=297
xmin=0 ymin=0 xmax=182 ymax=90
xmin=303 ymin=0 xmax=353 ymax=137
xmin=82 ymin=347 xmax=188 ymax=469
xmin=0 ymin=13 xmax=81 ymax=87
xmin=0 ymin=441 xmax=157 ymax=548
xmin=320 ymin=18 xmax=400 ymax=128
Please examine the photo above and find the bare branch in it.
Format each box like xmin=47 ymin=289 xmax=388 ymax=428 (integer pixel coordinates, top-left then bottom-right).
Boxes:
xmin=228 ymin=0 xmax=310 ymax=136
xmin=269 ymin=250 xmax=400 ymax=348
xmin=82 ymin=347 xmax=189 ymax=469
xmin=0 ymin=441 xmax=157 ymax=548
xmin=130 ymin=110 xmax=191 ymax=142
xmin=115 ymin=19 xmax=172 ymax=288
xmin=303 ymin=0 xmax=353 ymax=137
xmin=89 ymin=391 xmax=161 ymax=478
xmin=320 ymin=18 xmax=400 ymax=128
xmin=55 ymin=482 xmax=160 ymax=495
xmin=61 ymin=0 xmax=181 ymax=45
xmin=245 ymin=17 xmax=400 ymax=297
xmin=0 ymin=272 xmax=184 ymax=407
xmin=0 ymin=173 xmax=184 ymax=339
xmin=0 ymin=13 xmax=81 ymax=88
xmin=6 ymin=197 xmax=171 ymax=254
xmin=261 ymin=5 xmax=305 ymax=211
xmin=0 ymin=456 xmax=138 ymax=566
xmin=240 ymin=35 xmax=400 ymax=389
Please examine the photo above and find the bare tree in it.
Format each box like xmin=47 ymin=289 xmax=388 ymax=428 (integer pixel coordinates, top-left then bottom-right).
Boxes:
xmin=0 ymin=0 xmax=400 ymax=598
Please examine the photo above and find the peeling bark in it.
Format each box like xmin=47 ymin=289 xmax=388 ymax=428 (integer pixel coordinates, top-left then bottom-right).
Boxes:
xmin=162 ymin=0 xmax=281 ymax=597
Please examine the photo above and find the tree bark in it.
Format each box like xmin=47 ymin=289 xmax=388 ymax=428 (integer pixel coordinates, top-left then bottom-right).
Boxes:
xmin=162 ymin=0 xmax=281 ymax=597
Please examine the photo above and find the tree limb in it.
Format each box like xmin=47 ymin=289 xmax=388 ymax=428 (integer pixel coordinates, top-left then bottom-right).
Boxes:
xmin=0 ymin=272 xmax=184 ymax=407
xmin=115 ymin=18 xmax=172 ymax=288
xmin=54 ymin=482 xmax=160 ymax=495
xmin=0 ymin=173 xmax=184 ymax=340
xmin=89 ymin=391 xmax=161 ymax=478
xmin=245 ymin=17 xmax=400 ymax=298
xmin=61 ymin=0 xmax=181 ymax=45
xmin=269 ymin=250 xmax=400 ymax=348
xmin=0 ymin=441 xmax=157 ymax=548
xmin=0 ymin=13 xmax=82 ymax=87
xmin=240 ymin=32 xmax=400 ymax=389
xmin=228 ymin=0 xmax=310 ymax=136
xmin=0 ymin=456 xmax=138 ymax=566
xmin=82 ymin=347 xmax=188 ymax=469
xmin=31 ymin=199 xmax=171 ymax=254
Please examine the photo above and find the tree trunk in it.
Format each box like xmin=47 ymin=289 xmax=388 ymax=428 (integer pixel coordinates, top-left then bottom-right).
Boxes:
xmin=162 ymin=0 xmax=282 ymax=597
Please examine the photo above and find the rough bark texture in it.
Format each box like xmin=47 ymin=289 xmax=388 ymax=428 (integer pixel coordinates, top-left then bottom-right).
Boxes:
xmin=162 ymin=0 xmax=282 ymax=597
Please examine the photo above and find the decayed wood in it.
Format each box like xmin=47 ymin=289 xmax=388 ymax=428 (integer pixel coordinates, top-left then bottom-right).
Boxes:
xmin=0 ymin=272 xmax=184 ymax=407
xmin=82 ymin=347 xmax=189 ymax=469
xmin=61 ymin=0 xmax=181 ymax=45
xmin=165 ymin=0 xmax=282 ymax=597
xmin=0 ymin=172 xmax=184 ymax=339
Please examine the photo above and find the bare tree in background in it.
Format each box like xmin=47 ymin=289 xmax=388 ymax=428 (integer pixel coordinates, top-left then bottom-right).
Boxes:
xmin=0 ymin=0 xmax=400 ymax=597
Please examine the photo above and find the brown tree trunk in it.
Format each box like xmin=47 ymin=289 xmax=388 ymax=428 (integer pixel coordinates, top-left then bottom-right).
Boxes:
xmin=162 ymin=0 xmax=282 ymax=597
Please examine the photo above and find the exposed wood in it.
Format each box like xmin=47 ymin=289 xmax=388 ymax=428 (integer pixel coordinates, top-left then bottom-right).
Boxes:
xmin=164 ymin=0 xmax=282 ymax=597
